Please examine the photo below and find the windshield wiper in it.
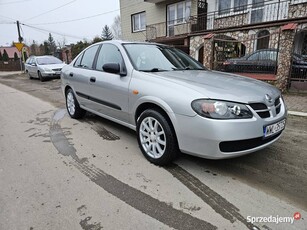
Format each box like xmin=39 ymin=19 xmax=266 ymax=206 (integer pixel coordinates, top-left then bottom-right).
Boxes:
xmin=172 ymin=67 xmax=205 ymax=71
xmin=140 ymin=68 xmax=167 ymax=72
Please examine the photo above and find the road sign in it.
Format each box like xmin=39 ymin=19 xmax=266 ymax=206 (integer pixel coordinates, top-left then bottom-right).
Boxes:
xmin=14 ymin=42 xmax=24 ymax=52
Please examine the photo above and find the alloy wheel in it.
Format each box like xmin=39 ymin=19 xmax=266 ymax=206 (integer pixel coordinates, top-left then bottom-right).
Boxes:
xmin=139 ymin=117 xmax=166 ymax=159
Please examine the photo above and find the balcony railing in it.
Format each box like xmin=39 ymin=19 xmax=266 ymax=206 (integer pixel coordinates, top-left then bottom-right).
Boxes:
xmin=146 ymin=19 xmax=190 ymax=41
xmin=146 ymin=0 xmax=307 ymax=41
xmin=191 ymin=0 xmax=307 ymax=32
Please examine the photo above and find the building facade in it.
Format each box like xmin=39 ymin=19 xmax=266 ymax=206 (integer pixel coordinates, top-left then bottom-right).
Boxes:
xmin=120 ymin=0 xmax=307 ymax=91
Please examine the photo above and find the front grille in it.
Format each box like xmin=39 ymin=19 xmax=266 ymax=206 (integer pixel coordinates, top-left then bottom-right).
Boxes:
xmin=52 ymin=68 xmax=62 ymax=71
xmin=248 ymin=103 xmax=270 ymax=118
xmin=219 ymin=132 xmax=281 ymax=152
xmin=275 ymin=97 xmax=281 ymax=115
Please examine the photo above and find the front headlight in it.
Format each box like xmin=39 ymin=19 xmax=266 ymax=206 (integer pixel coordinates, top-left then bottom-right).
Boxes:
xmin=43 ymin=67 xmax=52 ymax=72
xmin=191 ymin=99 xmax=253 ymax=119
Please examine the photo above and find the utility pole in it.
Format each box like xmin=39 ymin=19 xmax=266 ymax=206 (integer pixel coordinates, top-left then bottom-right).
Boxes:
xmin=16 ymin=20 xmax=23 ymax=42
xmin=16 ymin=20 xmax=24 ymax=71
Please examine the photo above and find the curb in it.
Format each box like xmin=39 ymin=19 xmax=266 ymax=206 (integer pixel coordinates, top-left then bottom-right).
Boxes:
xmin=288 ymin=111 xmax=307 ymax=117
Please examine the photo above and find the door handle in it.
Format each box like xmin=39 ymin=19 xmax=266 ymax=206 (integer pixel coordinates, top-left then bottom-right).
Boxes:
xmin=90 ymin=77 xmax=96 ymax=83
xmin=69 ymin=72 xmax=73 ymax=77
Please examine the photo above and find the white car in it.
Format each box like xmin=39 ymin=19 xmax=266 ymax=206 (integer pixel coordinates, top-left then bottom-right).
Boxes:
xmin=25 ymin=55 xmax=66 ymax=81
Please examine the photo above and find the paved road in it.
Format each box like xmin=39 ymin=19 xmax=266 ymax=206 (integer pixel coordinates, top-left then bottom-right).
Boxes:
xmin=0 ymin=74 xmax=306 ymax=230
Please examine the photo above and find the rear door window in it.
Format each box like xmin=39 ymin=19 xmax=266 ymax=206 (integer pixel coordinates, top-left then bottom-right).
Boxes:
xmin=77 ymin=45 xmax=99 ymax=69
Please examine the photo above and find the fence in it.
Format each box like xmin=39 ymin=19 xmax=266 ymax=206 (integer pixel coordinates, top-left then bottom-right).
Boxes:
xmin=0 ymin=61 xmax=23 ymax=71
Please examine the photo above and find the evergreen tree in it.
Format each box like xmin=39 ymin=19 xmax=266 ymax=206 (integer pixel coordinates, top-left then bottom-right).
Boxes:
xmin=23 ymin=52 xmax=28 ymax=62
xmin=2 ymin=49 xmax=9 ymax=61
xmin=101 ymin=25 xmax=113 ymax=40
xmin=30 ymin=40 xmax=38 ymax=56
xmin=39 ymin=44 xmax=44 ymax=55
xmin=71 ymin=40 xmax=90 ymax=59
xmin=48 ymin=33 xmax=56 ymax=54
xmin=0 ymin=51 xmax=2 ymax=61
xmin=92 ymin=36 xmax=103 ymax=44
xmin=14 ymin=52 xmax=19 ymax=61
xmin=43 ymin=41 xmax=50 ymax=55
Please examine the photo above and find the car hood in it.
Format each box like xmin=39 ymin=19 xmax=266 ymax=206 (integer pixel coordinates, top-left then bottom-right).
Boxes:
xmin=151 ymin=70 xmax=280 ymax=103
xmin=38 ymin=63 xmax=66 ymax=69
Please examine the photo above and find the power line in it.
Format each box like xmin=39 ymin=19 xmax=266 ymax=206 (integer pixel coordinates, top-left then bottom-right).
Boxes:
xmin=22 ymin=23 xmax=86 ymax=40
xmin=29 ymin=8 xmax=120 ymax=25
xmin=0 ymin=14 xmax=17 ymax=22
xmin=0 ymin=0 xmax=32 ymax=5
xmin=0 ymin=21 xmax=15 ymax=24
xmin=24 ymin=0 xmax=77 ymax=22
xmin=27 ymin=1 xmax=141 ymax=26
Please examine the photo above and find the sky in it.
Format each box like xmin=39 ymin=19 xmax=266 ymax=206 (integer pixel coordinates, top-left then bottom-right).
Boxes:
xmin=0 ymin=0 xmax=120 ymax=46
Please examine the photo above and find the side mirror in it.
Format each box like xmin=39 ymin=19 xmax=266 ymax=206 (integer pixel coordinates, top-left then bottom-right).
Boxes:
xmin=31 ymin=63 xmax=37 ymax=66
xmin=103 ymin=63 xmax=126 ymax=76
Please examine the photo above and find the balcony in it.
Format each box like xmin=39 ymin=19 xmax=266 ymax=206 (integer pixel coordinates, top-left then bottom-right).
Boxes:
xmin=144 ymin=0 xmax=166 ymax=3
xmin=146 ymin=0 xmax=307 ymax=41
xmin=146 ymin=20 xmax=190 ymax=41
xmin=190 ymin=0 xmax=307 ymax=33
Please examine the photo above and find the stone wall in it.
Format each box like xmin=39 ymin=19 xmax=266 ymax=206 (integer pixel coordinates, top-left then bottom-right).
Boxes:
xmin=190 ymin=36 xmax=204 ymax=59
xmin=276 ymin=29 xmax=296 ymax=91
xmin=288 ymin=2 xmax=307 ymax=19
xmin=189 ymin=26 xmax=297 ymax=91
xmin=214 ymin=13 xmax=248 ymax=29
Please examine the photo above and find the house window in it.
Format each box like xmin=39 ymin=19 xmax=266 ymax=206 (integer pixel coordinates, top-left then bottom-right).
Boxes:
xmin=250 ymin=0 xmax=264 ymax=23
xmin=132 ymin=12 xmax=146 ymax=32
xmin=167 ymin=1 xmax=191 ymax=36
xmin=218 ymin=0 xmax=231 ymax=15
xmin=234 ymin=0 xmax=248 ymax=12
xmin=256 ymin=30 xmax=270 ymax=50
xmin=167 ymin=1 xmax=191 ymax=24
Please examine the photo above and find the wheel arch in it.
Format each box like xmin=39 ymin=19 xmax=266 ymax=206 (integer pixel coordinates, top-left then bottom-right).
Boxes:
xmin=64 ymin=85 xmax=72 ymax=95
xmin=134 ymin=98 xmax=179 ymax=145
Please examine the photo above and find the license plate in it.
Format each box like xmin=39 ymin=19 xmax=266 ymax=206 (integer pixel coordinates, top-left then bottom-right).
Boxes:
xmin=56 ymin=71 xmax=61 ymax=75
xmin=264 ymin=119 xmax=286 ymax=138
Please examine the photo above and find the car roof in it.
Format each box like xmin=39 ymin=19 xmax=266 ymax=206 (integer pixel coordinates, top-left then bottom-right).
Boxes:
xmin=94 ymin=40 xmax=168 ymax=47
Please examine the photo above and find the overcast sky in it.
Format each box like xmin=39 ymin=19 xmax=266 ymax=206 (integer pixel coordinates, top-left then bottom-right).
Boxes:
xmin=0 ymin=0 xmax=120 ymax=46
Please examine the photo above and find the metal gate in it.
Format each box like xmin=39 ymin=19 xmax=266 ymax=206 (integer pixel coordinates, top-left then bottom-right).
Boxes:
xmin=212 ymin=32 xmax=278 ymax=78
xmin=212 ymin=36 xmax=245 ymax=71
xmin=289 ymin=28 xmax=307 ymax=91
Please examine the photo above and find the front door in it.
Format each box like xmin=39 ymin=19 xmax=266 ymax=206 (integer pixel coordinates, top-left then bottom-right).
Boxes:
xmin=86 ymin=43 xmax=130 ymax=123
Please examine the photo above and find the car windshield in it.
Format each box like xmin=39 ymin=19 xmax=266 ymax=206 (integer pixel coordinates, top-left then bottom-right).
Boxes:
xmin=123 ymin=44 xmax=205 ymax=72
xmin=36 ymin=56 xmax=62 ymax=65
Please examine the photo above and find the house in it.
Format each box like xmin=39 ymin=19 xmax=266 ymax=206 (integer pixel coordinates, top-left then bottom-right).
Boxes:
xmin=120 ymin=0 xmax=203 ymax=52
xmin=120 ymin=0 xmax=307 ymax=91
xmin=0 ymin=46 xmax=29 ymax=61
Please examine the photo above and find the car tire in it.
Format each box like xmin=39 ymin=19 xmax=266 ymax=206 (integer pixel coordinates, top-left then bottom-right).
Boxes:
xmin=136 ymin=109 xmax=178 ymax=166
xmin=65 ymin=88 xmax=86 ymax=119
xmin=38 ymin=71 xmax=45 ymax=82
xmin=26 ymin=70 xmax=33 ymax=79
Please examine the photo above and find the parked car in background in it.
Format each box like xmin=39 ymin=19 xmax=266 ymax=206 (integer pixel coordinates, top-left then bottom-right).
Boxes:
xmin=25 ymin=55 xmax=66 ymax=81
xmin=61 ymin=41 xmax=287 ymax=165
xmin=223 ymin=49 xmax=307 ymax=78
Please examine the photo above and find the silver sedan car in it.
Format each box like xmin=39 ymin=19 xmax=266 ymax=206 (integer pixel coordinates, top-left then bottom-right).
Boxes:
xmin=25 ymin=55 xmax=66 ymax=82
xmin=61 ymin=41 xmax=287 ymax=165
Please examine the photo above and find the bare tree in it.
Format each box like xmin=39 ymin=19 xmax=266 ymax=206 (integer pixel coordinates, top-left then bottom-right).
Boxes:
xmin=111 ymin=15 xmax=122 ymax=40
xmin=57 ymin=37 xmax=67 ymax=49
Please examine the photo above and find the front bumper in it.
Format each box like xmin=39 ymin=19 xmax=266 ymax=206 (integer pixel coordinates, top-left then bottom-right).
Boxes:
xmin=41 ymin=71 xmax=61 ymax=78
xmin=175 ymin=100 xmax=287 ymax=159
